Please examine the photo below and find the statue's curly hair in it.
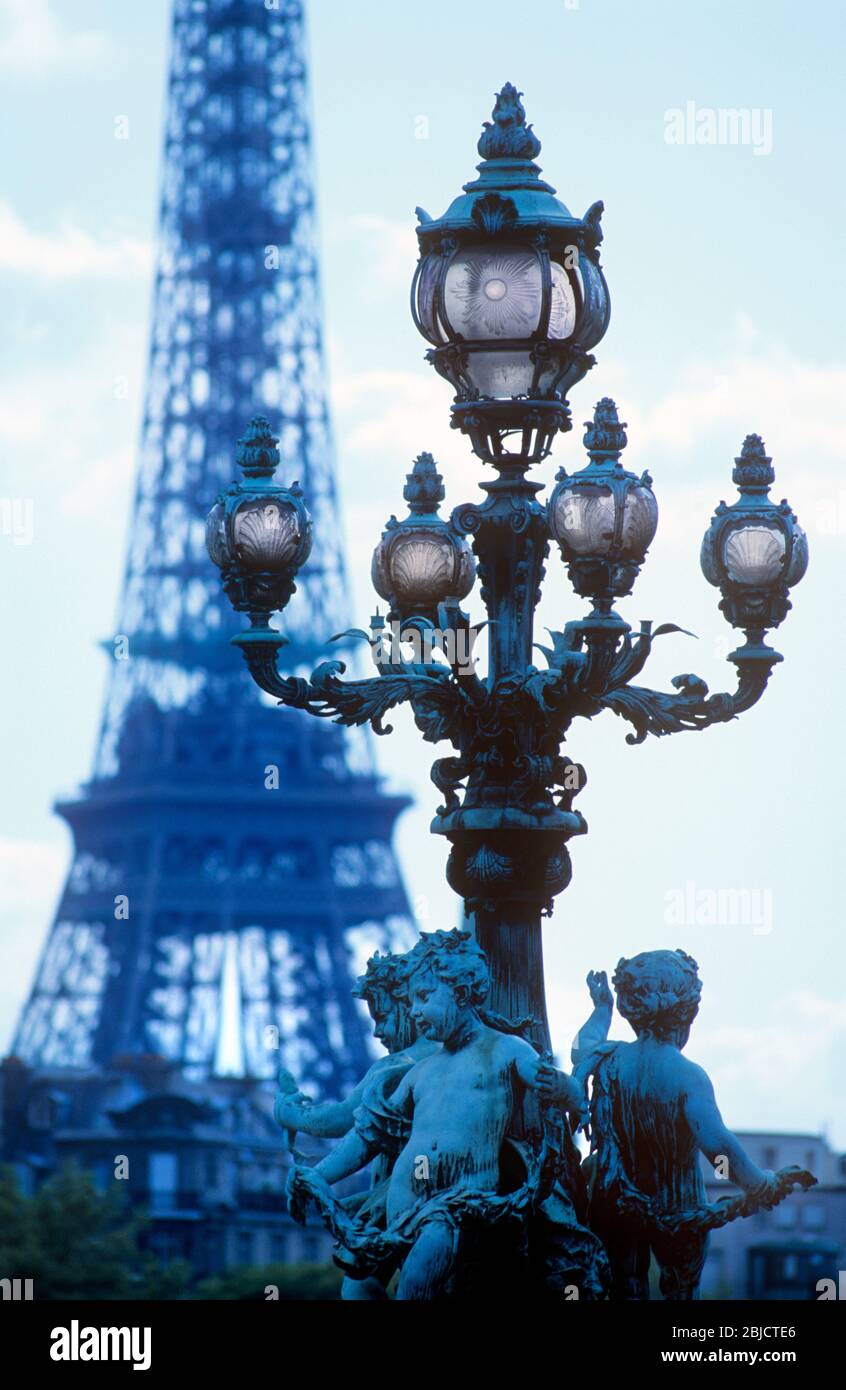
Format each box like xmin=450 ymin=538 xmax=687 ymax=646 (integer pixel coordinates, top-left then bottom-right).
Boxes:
xmin=612 ymin=949 xmax=702 ymax=1039
xmin=352 ymin=951 xmax=414 ymax=1009
xmin=405 ymin=930 xmax=491 ymax=1008
xmin=352 ymin=950 xmax=418 ymax=1051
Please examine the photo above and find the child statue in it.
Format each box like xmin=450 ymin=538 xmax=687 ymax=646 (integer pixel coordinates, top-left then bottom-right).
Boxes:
xmin=273 ymin=948 xmax=438 ymax=1300
xmin=287 ymin=930 xmax=611 ymax=1300
xmin=273 ymin=948 xmax=438 ymax=1142
xmin=582 ymin=948 xmax=816 ymax=1300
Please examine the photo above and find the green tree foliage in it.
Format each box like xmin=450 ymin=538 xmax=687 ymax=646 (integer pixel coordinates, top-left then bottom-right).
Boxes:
xmin=0 ymin=1161 xmax=191 ymax=1300
xmin=197 ymin=1261 xmax=343 ymax=1301
xmin=0 ymin=1164 xmax=35 ymax=1273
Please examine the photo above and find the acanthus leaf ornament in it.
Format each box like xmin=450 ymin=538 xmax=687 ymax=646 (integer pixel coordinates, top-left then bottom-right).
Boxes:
xmin=470 ymin=191 xmax=519 ymax=236
xmin=476 ymin=83 xmax=542 ymax=161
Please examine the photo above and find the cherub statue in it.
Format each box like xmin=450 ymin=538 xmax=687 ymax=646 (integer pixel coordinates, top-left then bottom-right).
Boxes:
xmin=582 ymin=949 xmax=817 ymax=1300
xmin=273 ymin=948 xmax=438 ymax=1300
xmin=273 ymin=948 xmax=437 ymax=1141
xmin=287 ymin=930 xmax=610 ymax=1300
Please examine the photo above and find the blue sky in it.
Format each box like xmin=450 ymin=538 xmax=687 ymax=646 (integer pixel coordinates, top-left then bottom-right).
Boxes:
xmin=1 ymin=0 xmax=845 ymax=1142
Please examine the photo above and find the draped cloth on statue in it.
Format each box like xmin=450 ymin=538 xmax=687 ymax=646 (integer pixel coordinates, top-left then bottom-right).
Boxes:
xmin=336 ymin=1057 xmax=413 ymax=1231
xmin=325 ymin=1069 xmax=610 ymax=1297
xmin=587 ymin=1041 xmax=706 ymax=1219
xmin=586 ymin=1041 xmax=817 ymax=1239
xmin=583 ymin=1040 xmax=711 ymax=1298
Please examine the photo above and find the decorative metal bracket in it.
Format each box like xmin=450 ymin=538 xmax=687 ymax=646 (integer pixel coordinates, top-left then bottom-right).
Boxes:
xmin=232 ymin=626 xmax=473 ymax=742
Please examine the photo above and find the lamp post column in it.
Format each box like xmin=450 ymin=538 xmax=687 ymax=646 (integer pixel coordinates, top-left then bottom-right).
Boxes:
xmin=438 ymin=465 xmax=584 ymax=1051
xmin=409 ymin=84 xmax=609 ymax=1047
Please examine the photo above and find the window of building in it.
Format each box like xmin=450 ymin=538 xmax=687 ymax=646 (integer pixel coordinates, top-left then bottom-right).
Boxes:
xmin=802 ymin=1203 xmax=825 ymax=1230
xmin=92 ymin=1159 xmax=111 ymax=1192
xmin=151 ymin=1232 xmax=184 ymax=1263
xmin=782 ymin=1254 xmax=798 ymax=1281
xmin=149 ymin=1151 xmax=178 ymax=1190
xmin=148 ymin=1152 xmax=178 ymax=1213
xmin=302 ymin=1232 xmax=321 ymax=1262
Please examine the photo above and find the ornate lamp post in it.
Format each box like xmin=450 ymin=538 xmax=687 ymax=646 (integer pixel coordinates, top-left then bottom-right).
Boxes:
xmin=207 ymin=85 xmax=806 ymax=1051
xmin=411 ymin=81 xmax=608 ymax=467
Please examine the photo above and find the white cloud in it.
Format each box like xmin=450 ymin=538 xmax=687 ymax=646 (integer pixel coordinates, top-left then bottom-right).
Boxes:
xmin=0 ymin=835 xmax=65 ymax=911
xmin=698 ymin=990 xmax=846 ymax=1133
xmin=0 ymin=203 xmax=152 ymax=280
xmin=330 ymin=322 xmax=846 ymax=570
xmin=0 ymin=837 xmax=67 ymax=1055
xmin=61 ymin=445 xmax=136 ymax=517
xmin=332 ymin=320 xmax=845 ymax=485
xmin=333 ymin=367 xmax=458 ymax=458
xmin=599 ymin=317 xmax=845 ymax=487
xmin=0 ymin=380 xmax=54 ymax=444
xmin=0 ymin=0 xmax=113 ymax=74
xmin=0 ymin=326 xmax=143 ymax=456
xmin=346 ymin=215 xmax=419 ymax=291
xmin=625 ymin=351 xmax=846 ymax=466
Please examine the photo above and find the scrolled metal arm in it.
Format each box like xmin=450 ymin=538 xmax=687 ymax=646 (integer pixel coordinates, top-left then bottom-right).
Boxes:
xmin=231 ymin=631 xmax=317 ymax=709
xmin=232 ymin=630 xmax=470 ymax=742
xmin=528 ymin=618 xmax=782 ymax=746
xmin=595 ymin=645 xmax=782 ymax=745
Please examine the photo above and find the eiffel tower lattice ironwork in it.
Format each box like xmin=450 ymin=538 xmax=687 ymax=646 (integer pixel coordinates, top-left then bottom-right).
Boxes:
xmin=13 ymin=0 xmax=415 ymax=1096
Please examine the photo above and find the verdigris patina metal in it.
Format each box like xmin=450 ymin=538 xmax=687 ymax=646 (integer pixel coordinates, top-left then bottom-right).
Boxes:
xmin=273 ymin=950 xmax=438 ymax=1143
xmin=286 ymin=931 xmax=611 ymax=1300
xmin=206 ymin=83 xmax=813 ymax=1299
xmin=280 ymin=938 xmax=816 ymax=1300
xmin=273 ymin=949 xmax=438 ymax=1300
xmin=207 ymin=86 xmax=807 ymax=1041
xmin=581 ymin=950 xmax=816 ymax=1299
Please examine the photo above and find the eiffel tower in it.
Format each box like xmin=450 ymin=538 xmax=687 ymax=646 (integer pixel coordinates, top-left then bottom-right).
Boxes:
xmin=2 ymin=1 xmax=413 ymax=1267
